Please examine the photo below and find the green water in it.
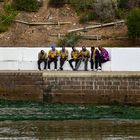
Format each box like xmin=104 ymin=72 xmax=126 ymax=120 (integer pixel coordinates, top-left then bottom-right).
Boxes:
xmin=0 ymin=100 xmax=140 ymax=139
xmin=0 ymin=100 xmax=140 ymax=121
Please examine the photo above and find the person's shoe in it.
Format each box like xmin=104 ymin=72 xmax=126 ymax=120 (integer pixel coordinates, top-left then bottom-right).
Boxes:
xmin=98 ymin=66 xmax=102 ymax=70
xmin=94 ymin=69 xmax=98 ymax=72
xmin=55 ymin=69 xmax=57 ymax=71
xmin=47 ymin=69 xmax=50 ymax=71
xmin=38 ymin=68 xmax=41 ymax=71
xmin=97 ymin=67 xmax=102 ymax=72
xmin=59 ymin=67 xmax=63 ymax=71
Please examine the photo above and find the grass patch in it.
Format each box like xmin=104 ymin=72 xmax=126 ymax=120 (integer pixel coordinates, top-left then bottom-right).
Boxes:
xmin=0 ymin=4 xmax=17 ymax=32
xmin=12 ymin=0 xmax=41 ymax=12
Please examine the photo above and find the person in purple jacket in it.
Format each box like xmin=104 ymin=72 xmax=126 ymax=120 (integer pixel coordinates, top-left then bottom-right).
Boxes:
xmin=98 ymin=46 xmax=109 ymax=63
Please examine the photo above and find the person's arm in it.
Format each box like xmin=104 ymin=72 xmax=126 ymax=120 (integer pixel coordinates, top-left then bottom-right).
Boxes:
xmin=48 ymin=51 xmax=51 ymax=59
xmin=44 ymin=52 xmax=47 ymax=59
xmin=59 ymin=50 xmax=61 ymax=58
xmin=56 ymin=50 xmax=59 ymax=58
xmin=71 ymin=51 xmax=73 ymax=59
xmin=38 ymin=53 xmax=40 ymax=60
xmin=66 ymin=50 xmax=68 ymax=60
xmin=87 ymin=50 xmax=90 ymax=58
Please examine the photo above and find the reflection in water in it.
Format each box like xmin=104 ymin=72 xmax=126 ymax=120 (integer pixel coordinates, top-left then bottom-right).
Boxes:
xmin=0 ymin=120 xmax=140 ymax=140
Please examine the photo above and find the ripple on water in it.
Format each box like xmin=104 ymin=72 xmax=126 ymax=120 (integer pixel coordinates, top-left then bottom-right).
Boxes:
xmin=0 ymin=120 xmax=140 ymax=140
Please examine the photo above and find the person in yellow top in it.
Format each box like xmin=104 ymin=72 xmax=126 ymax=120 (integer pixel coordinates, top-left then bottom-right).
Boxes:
xmin=76 ymin=46 xmax=90 ymax=71
xmin=59 ymin=46 xmax=68 ymax=70
xmin=37 ymin=50 xmax=47 ymax=70
xmin=69 ymin=46 xmax=80 ymax=71
xmin=48 ymin=46 xmax=59 ymax=70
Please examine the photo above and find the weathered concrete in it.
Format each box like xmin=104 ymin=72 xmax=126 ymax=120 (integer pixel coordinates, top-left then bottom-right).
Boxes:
xmin=0 ymin=71 xmax=140 ymax=105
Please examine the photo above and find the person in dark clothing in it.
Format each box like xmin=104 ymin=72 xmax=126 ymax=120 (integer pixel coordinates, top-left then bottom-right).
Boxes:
xmin=37 ymin=50 xmax=47 ymax=70
xmin=90 ymin=47 xmax=101 ymax=71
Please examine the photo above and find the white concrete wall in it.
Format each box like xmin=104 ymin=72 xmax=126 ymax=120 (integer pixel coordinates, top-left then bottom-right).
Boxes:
xmin=0 ymin=47 xmax=139 ymax=71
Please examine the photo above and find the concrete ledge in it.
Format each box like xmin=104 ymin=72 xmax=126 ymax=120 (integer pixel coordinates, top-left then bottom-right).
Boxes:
xmin=43 ymin=71 xmax=140 ymax=78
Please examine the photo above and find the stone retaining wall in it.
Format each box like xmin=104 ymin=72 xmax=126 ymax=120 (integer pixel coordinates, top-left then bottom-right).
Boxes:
xmin=0 ymin=72 xmax=43 ymax=101
xmin=43 ymin=72 xmax=140 ymax=105
xmin=0 ymin=71 xmax=140 ymax=105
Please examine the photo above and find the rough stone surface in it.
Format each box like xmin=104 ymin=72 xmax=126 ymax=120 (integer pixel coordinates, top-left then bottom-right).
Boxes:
xmin=43 ymin=71 xmax=140 ymax=105
xmin=0 ymin=71 xmax=140 ymax=104
xmin=0 ymin=71 xmax=43 ymax=101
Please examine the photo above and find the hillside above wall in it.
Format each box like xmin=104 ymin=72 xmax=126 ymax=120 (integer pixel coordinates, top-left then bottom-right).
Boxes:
xmin=0 ymin=0 xmax=140 ymax=47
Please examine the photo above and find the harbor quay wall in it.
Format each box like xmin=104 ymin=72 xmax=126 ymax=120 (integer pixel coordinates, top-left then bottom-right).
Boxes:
xmin=0 ymin=71 xmax=140 ymax=105
xmin=43 ymin=72 xmax=140 ymax=105
xmin=0 ymin=72 xmax=43 ymax=101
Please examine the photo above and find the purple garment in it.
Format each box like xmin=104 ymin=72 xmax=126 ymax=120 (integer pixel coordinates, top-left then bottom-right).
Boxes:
xmin=100 ymin=48 xmax=109 ymax=61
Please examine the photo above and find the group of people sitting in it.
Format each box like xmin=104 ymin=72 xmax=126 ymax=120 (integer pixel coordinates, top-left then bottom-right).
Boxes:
xmin=37 ymin=46 xmax=110 ymax=71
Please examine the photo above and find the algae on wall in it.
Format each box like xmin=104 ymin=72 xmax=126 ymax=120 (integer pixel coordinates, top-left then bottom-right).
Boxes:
xmin=0 ymin=100 xmax=140 ymax=121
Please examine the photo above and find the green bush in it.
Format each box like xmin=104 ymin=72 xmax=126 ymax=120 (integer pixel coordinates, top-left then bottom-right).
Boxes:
xmin=79 ymin=11 xmax=97 ymax=24
xmin=118 ymin=0 xmax=129 ymax=9
xmin=127 ymin=8 xmax=140 ymax=39
xmin=0 ymin=4 xmax=17 ymax=32
xmin=57 ymin=32 xmax=81 ymax=47
xmin=12 ymin=0 xmax=40 ymax=12
xmin=115 ymin=9 xmax=127 ymax=19
xmin=48 ymin=0 xmax=68 ymax=7
xmin=70 ymin=0 xmax=94 ymax=14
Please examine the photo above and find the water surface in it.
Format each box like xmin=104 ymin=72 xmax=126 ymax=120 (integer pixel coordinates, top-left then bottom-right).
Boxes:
xmin=0 ymin=120 xmax=140 ymax=140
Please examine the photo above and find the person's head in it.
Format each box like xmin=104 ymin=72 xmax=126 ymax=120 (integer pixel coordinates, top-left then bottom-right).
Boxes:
xmin=72 ymin=46 xmax=76 ymax=51
xmin=62 ymin=46 xmax=65 ymax=51
xmin=91 ymin=46 xmax=95 ymax=51
xmin=51 ymin=46 xmax=55 ymax=51
xmin=82 ymin=46 xmax=86 ymax=51
xmin=41 ymin=50 xmax=44 ymax=54
xmin=98 ymin=46 xmax=103 ymax=51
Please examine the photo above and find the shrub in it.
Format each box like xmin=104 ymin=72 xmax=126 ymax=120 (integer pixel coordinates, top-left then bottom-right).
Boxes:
xmin=127 ymin=8 xmax=140 ymax=39
xmin=12 ymin=0 xmax=40 ymax=12
xmin=79 ymin=11 xmax=97 ymax=24
xmin=48 ymin=0 xmax=68 ymax=7
xmin=0 ymin=4 xmax=17 ymax=32
xmin=57 ymin=32 xmax=81 ymax=47
xmin=118 ymin=0 xmax=129 ymax=9
xmin=115 ymin=9 xmax=127 ymax=19
xmin=70 ymin=0 xmax=94 ymax=14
